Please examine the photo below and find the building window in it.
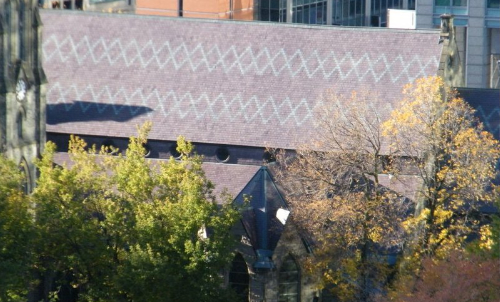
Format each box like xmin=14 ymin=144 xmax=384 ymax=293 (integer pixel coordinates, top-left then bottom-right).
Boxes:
xmin=372 ymin=0 xmax=402 ymax=26
xmin=408 ymin=0 xmax=415 ymax=9
xmin=331 ymin=0 xmax=365 ymax=26
xmin=19 ymin=159 xmax=30 ymax=194
xmin=261 ymin=0 xmax=287 ymax=22
xmin=433 ymin=0 xmax=468 ymax=20
xmin=169 ymin=143 xmax=182 ymax=159
xmin=229 ymin=253 xmax=249 ymax=301
xmin=278 ymin=255 xmax=300 ymax=302
xmin=6 ymin=1 xmax=12 ymax=62
xmin=292 ymin=0 xmax=327 ymax=25
xmin=18 ymin=0 xmax=25 ymax=60
xmin=17 ymin=111 xmax=24 ymax=140
xmin=488 ymin=0 xmax=500 ymax=8
xmin=435 ymin=0 xmax=466 ymax=6
xmin=216 ymin=147 xmax=230 ymax=162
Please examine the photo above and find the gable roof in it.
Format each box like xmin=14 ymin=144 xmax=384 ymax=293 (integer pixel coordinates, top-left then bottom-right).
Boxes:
xmin=42 ymin=10 xmax=444 ymax=150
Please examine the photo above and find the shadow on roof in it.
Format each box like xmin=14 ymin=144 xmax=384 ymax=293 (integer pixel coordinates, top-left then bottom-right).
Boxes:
xmin=47 ymin=101 xmax=153 ymax=125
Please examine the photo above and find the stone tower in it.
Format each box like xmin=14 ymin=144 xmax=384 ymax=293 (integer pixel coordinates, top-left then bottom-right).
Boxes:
xmin=0 ymin=0 xmax=46 ymax=192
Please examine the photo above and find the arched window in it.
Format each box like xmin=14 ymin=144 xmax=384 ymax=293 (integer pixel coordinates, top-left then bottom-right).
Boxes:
xmin=278 ymin=255 xmax=300 ymax=302
xmin=17 ymin=111 xmax=23 ymax=140
xmin=5 ymin=1 xmax=12 ymax=61
xmin=229 ymin=253 xmax=249 ymax=301
xmin=19 ymin=158 xmax=30 ymax=194
xmin=18 ymin=0 xmax=25 ymax=60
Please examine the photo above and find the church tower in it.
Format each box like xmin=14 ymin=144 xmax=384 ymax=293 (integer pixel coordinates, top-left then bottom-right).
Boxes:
xmin=0 ymin=0 xmax=46 ymax=192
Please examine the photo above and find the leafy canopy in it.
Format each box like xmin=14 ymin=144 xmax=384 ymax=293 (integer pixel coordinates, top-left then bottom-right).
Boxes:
xmin=33 ymin=122 xmax=240 ymax=302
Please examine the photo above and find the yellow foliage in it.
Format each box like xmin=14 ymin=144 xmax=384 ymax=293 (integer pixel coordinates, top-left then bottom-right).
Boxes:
xmin=384 ymin=75 xmax=499 ymax=270
xmin=479 ymin=225 xmax=494 ymax=250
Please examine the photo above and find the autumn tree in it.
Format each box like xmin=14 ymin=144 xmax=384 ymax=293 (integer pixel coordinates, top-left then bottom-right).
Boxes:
xmin=33 ymin=123 xmax=240 ymax=302
xmin=384 ymin=250 xmax=500 ymax=302
xmin=272 ymin=92 xmax=409 ymax=302
xmin=0 ymin=156 xmax=35 ymax=302
xmin=383 ymin=76 xmax=500 ymax=266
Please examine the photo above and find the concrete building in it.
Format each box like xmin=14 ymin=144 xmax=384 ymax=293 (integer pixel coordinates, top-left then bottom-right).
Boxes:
xmin=415 ymin=0 xmax=500 ymax=88
xmin=0 ymin=0 xmax=46 ymax=193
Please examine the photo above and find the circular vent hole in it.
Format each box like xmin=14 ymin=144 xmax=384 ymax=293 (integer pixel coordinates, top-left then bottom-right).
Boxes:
xmin=169 ymin=143 xmax=182 ymax=159
xmin=216 ymin=147 xmax=230 ymax=162
xmin=102 ymin=139 xmax=119 ymax=155
xmin=143 ymin=143 xmax=151 ymax=157
xmin=263 ymin=150 xmax=276 ymax=163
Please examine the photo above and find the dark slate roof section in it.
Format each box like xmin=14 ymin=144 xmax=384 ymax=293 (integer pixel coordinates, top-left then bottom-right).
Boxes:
xmin=457 ymin=88 xmax=500 ymax=140
xmin=52 ymin=152 xmax=260 ymax=203
xmin=42 ymin=10 xmax=443 ymax=149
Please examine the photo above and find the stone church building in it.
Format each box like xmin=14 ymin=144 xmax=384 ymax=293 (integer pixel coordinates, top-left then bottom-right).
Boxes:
xmin=1 ymin=0 xmax=46 ymax=193
xmin=3 ymin=1 xmax=499 ymax=301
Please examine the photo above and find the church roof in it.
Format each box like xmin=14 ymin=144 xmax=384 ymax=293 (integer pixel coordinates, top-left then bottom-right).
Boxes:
xmin=456 ymin=88 xmax=500 ymax=140
xmin=41 ymin=10 xmax=444 ymax=150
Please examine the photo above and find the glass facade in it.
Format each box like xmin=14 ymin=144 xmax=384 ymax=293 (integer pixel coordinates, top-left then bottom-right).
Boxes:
xmin=435 ymin=0 xmax=466 ymax=5
xmin=371 ymin=0 xmax=403 ymax=26
xmin=261 ymin=0 xmax=288 ymax=22
xmin=433 ymin=0 xmax=468 ymax=25
xmin=331 ymin=0 xmax=365 ymax=26
xmin=292 ymin=0 xmax=327 ymax=24
xmin=408 ymin=0 xmax=415 ymax=9
xmin=488 ymin=0 xmax=500 ymax=8
xmin=486 ymin=0 xmax=500 ymax=27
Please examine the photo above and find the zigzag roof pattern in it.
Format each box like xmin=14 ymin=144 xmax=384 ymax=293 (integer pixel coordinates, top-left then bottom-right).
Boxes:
xmin=41 ymin=10 xmax=444 ymax=149
xmin=457 ymin=88 xmax=500 ymax=140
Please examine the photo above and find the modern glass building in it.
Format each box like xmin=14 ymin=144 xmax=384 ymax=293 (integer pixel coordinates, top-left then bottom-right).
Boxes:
xmin=258 ymin=0 xmax=410 ymax=26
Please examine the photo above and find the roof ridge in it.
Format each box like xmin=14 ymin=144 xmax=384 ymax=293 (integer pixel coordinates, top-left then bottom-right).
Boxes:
xmin=40 ymin=8 xmax=440 ymax=35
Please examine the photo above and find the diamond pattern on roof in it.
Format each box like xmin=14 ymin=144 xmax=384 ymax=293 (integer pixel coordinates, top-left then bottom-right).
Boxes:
xmin=47 ymin=82 xmax=318 ymax=126
xmin=43 ymin=35 xmax=439 ymax=83
xmin=475 ymin=106 xmax=500 ymax=138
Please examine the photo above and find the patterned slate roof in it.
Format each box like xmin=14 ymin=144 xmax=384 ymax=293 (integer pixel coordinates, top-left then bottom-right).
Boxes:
xmin=456 ymin=88 xmax=500 ymax=140
xmin=42 ymin=10 xmax=443 ymax=149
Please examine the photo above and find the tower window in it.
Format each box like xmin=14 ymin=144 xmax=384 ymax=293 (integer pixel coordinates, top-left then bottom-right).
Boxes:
xmin=19 ymin=0 xmax=25 ymax=60
xmin=19 ymin=159 xmax=31 ymax=194
xmin=17 ymin=112 xmax=24 ymax=140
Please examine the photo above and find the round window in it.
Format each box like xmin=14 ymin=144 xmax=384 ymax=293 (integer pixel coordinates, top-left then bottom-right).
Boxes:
xmin=263 ymin=150 xmax=276 ymax=163
xmin=143 ymin=143 xmax=151 ymax=157
xmin=216 ymin=147 xmax=230 ymax=162
xmin=169 ymin=143 xmax=182 ymax=159
xmin=102 ymin=139 xmax=119 ymax=155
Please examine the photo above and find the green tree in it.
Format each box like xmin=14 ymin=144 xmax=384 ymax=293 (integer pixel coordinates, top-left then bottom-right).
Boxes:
xmin=33 ymin=123 xmax=240 ymax=301
xmin=0 ymin=155 xmax=34 ymax=301
xmin=382 ymin=76 xmax=500 ymax=282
